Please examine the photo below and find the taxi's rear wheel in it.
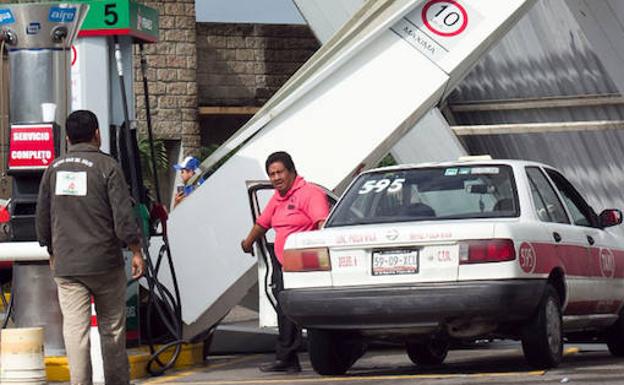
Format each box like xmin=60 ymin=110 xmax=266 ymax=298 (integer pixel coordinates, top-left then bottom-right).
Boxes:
xmin=606 ymin=309 xmax=624 ymax=356
xmin=307 ymin=329 xmax=365 ymax=375
xmin=521 ymin=284 xmax=563 ymax=369
xmin=406 ymin=337 xmax=449 ymax=366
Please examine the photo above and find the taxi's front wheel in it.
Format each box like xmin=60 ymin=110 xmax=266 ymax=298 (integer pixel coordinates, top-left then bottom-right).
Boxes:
xmin=521 ymin=284 xmax=563 ymax=369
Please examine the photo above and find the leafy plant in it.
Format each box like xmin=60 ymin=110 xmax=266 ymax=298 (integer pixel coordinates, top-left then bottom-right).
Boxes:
xmin=199 ymin=144 xmax=219 ymax=160
xmin=138 ymin=137 xmax=168 ymax=190
xmin=377 ymin=153 xmax=397 ymax=168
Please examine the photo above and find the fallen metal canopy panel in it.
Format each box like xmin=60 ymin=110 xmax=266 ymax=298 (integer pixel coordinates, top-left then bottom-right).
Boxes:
xmin=166 ymin=0 xmax=539 ymax=338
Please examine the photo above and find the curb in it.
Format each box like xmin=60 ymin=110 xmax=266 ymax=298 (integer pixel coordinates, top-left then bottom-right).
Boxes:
xmin=45 ymin=342 xmax=204 ymax=382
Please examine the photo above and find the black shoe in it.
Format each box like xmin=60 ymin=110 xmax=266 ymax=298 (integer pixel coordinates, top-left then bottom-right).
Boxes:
xmin=259 ymin=359 xmax=301 ymax=373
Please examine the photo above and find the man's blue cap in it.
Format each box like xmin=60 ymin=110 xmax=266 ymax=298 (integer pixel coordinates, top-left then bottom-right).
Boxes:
xmin=173 ymin=156 xmax=201 ymax=172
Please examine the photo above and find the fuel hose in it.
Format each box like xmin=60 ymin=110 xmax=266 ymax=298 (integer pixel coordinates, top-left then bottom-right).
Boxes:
xmin=113 ymin=37 xmax=184 ymax=376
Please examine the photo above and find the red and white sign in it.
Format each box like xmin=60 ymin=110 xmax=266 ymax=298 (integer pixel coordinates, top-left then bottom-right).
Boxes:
xmin=391 ymin=0 xmax=481 ymax=62
xmin=8 ymin=124 xmax=56 ymax=170
xmin=519 ymin=242 xmax=537 ymax=273
xmin=422 ymin=0 xmax=469 ymax=37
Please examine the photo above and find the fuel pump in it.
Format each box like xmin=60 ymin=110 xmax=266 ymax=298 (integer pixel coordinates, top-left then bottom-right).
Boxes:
xmin=0 ymin=3 xmax=88 ymax=355
xmin=1 ymin=2 xmax=184 ymax=375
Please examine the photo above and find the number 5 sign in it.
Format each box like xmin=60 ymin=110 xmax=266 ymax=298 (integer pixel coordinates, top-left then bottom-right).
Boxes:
xmin=74 ymin=0 xmax=159 ymax=43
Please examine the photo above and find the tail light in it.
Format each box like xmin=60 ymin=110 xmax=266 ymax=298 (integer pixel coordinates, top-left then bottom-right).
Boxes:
xmin=459 ymin=239 xmax=515 ymax=264
xmin=283 ymin=248 xmax=331 ymax=272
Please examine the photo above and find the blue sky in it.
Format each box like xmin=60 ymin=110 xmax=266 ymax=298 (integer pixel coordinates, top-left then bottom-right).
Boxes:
xmin=195 ymin=0 xmax=305 ymax=24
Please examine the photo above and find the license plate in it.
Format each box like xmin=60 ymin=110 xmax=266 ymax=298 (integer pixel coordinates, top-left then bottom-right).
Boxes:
xmin=372 ymin=249 xmax=419 ymax=276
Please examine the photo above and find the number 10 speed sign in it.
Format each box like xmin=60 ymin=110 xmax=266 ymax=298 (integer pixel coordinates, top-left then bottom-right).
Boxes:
xmin=422 ymin=0 xmax=468 ymax=37
xmin=391 ymin=0 xmax=482 ymax=62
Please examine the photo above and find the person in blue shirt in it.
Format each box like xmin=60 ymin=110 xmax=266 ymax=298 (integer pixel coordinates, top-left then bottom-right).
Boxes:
xmin=173 ymin=156 xmax=204 ymax=207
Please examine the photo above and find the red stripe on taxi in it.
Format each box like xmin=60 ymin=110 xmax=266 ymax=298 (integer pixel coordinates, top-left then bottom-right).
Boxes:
xmin=565 ymin=300 xmax=622 ymax=315
xmin=528 ymin=243 xmax=624 ymax=278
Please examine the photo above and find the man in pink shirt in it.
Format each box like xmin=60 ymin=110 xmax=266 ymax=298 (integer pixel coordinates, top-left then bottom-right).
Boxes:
xmin=242 ymin=151 xmax=329 ymax=373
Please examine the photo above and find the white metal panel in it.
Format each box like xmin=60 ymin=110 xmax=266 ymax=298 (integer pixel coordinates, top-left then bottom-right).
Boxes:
xmin=292 ymin=0 xmax=465 ymax=164
xmin=293 ymin=0 xmax=365 ymax=42
xmin=168 ymin=0 xmax=538 ymax=331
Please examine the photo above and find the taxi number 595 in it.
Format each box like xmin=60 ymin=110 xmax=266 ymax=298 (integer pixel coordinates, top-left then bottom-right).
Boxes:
xmin=358 ymin=178 xmax=405 ymax=194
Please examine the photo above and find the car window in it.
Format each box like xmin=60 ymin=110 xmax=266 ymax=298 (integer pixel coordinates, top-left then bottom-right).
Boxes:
xmin=326 ymin=165 xmax=519 ymax=227
xmin=526 ymin=167 xmax=569 ymax=224
xmin=251 ymin=182 xmax=337 ymax=238
xmin=545 ymin=169 xmax=598 ymax=228
xmin=255 ymin=188 xmax=276 ymax=243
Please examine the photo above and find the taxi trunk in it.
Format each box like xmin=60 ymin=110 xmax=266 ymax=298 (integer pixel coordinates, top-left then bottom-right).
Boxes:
xmin=282 ymin=220 xmax=501 ymax=289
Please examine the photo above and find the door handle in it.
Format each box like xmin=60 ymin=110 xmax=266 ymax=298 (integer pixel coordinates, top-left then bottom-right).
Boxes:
xmin=553 ymin=232 xmax=562 ymax=243
xmin=587 ymin=235 xmax=595 ymax=245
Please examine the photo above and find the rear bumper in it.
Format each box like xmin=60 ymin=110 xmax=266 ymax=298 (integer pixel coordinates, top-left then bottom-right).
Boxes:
xmin=280 ymin=280 xmax=546 ymax=329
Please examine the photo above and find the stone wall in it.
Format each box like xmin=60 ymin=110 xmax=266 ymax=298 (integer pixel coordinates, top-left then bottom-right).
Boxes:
xmin=134 ymin=0 xmax=200 ymax=154
xmin=196 ymin=23 xmax=320 ymax=107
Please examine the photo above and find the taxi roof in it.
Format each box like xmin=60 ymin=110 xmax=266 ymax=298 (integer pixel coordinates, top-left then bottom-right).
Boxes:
xmin=366 ymin=158 xmax=556 ymax=174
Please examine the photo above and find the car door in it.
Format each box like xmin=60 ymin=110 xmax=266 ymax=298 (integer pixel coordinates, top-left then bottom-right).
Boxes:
xmin=246 ymin=181 xmax=337 ymax=328
xmin=544 ymin=168 xmax=622 ymax=315
xmin=525 ymin=167 xmax=589 ymax=312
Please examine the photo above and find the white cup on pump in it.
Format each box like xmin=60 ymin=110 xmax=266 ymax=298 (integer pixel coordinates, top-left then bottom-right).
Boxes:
xmin=41 ymin=103 xmax=57 ymax=123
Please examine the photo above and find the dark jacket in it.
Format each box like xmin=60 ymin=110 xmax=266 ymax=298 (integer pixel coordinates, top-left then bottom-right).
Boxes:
xmin=36 ymin=143 xmax=140 ymax=276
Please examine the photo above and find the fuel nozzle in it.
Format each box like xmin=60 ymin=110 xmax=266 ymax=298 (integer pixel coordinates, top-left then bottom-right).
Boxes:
xmin=51 ymin=25 xmax=68 ymax=44
xmin=0 ymin=28 xmax=17 ymax=46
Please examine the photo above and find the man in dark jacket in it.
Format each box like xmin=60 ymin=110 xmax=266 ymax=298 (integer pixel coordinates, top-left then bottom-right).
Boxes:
xmin=36 ymin=110 xmax=144 ymax=385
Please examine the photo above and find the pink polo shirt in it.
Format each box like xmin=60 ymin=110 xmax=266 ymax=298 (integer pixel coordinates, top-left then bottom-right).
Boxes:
xmin=257 ymin=176 xmax=329 ymax=264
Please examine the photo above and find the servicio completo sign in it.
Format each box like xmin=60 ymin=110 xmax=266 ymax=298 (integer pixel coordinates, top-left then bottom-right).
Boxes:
xmin=8 ymin=125 xmax=56 ymax=170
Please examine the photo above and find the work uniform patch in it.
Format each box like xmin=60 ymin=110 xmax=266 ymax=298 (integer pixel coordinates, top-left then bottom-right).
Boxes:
xmin=55 ymin=171 xmax=87 ymax=196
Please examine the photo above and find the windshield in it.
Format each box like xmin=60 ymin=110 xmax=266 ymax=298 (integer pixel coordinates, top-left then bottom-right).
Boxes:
xmin=326 ymin=165 xmax=518 ymax=227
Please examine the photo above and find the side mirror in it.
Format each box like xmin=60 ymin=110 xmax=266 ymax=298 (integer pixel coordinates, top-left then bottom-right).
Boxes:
xmin=599 ymin=209 xmax=623 ymax=228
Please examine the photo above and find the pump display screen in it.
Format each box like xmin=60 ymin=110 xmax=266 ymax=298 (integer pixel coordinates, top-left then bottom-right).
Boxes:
xmin=8 ymin=124 xmax=56 ymax=170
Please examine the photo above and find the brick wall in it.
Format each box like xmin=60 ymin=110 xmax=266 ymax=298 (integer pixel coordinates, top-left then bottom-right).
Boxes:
xmin=134 ymin=0 xmax=200 ymax=154
xmin=196 ymin=23 xmax=320 ymax=107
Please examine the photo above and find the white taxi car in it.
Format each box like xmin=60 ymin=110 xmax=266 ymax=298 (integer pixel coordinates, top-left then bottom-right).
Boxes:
xmin=279 ymin=159 xmax=624 ymax=375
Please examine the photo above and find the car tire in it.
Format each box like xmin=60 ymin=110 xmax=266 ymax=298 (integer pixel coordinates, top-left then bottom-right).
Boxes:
xmin=606 ymin=309 xmax=624 ymax=356
xmin=521 ymin=284 xmax=563 ymax=369
xmin=406 ymin=337 xmax=449 ymax=367
xmin=307 ymin=329 xmax=365 ymax=375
